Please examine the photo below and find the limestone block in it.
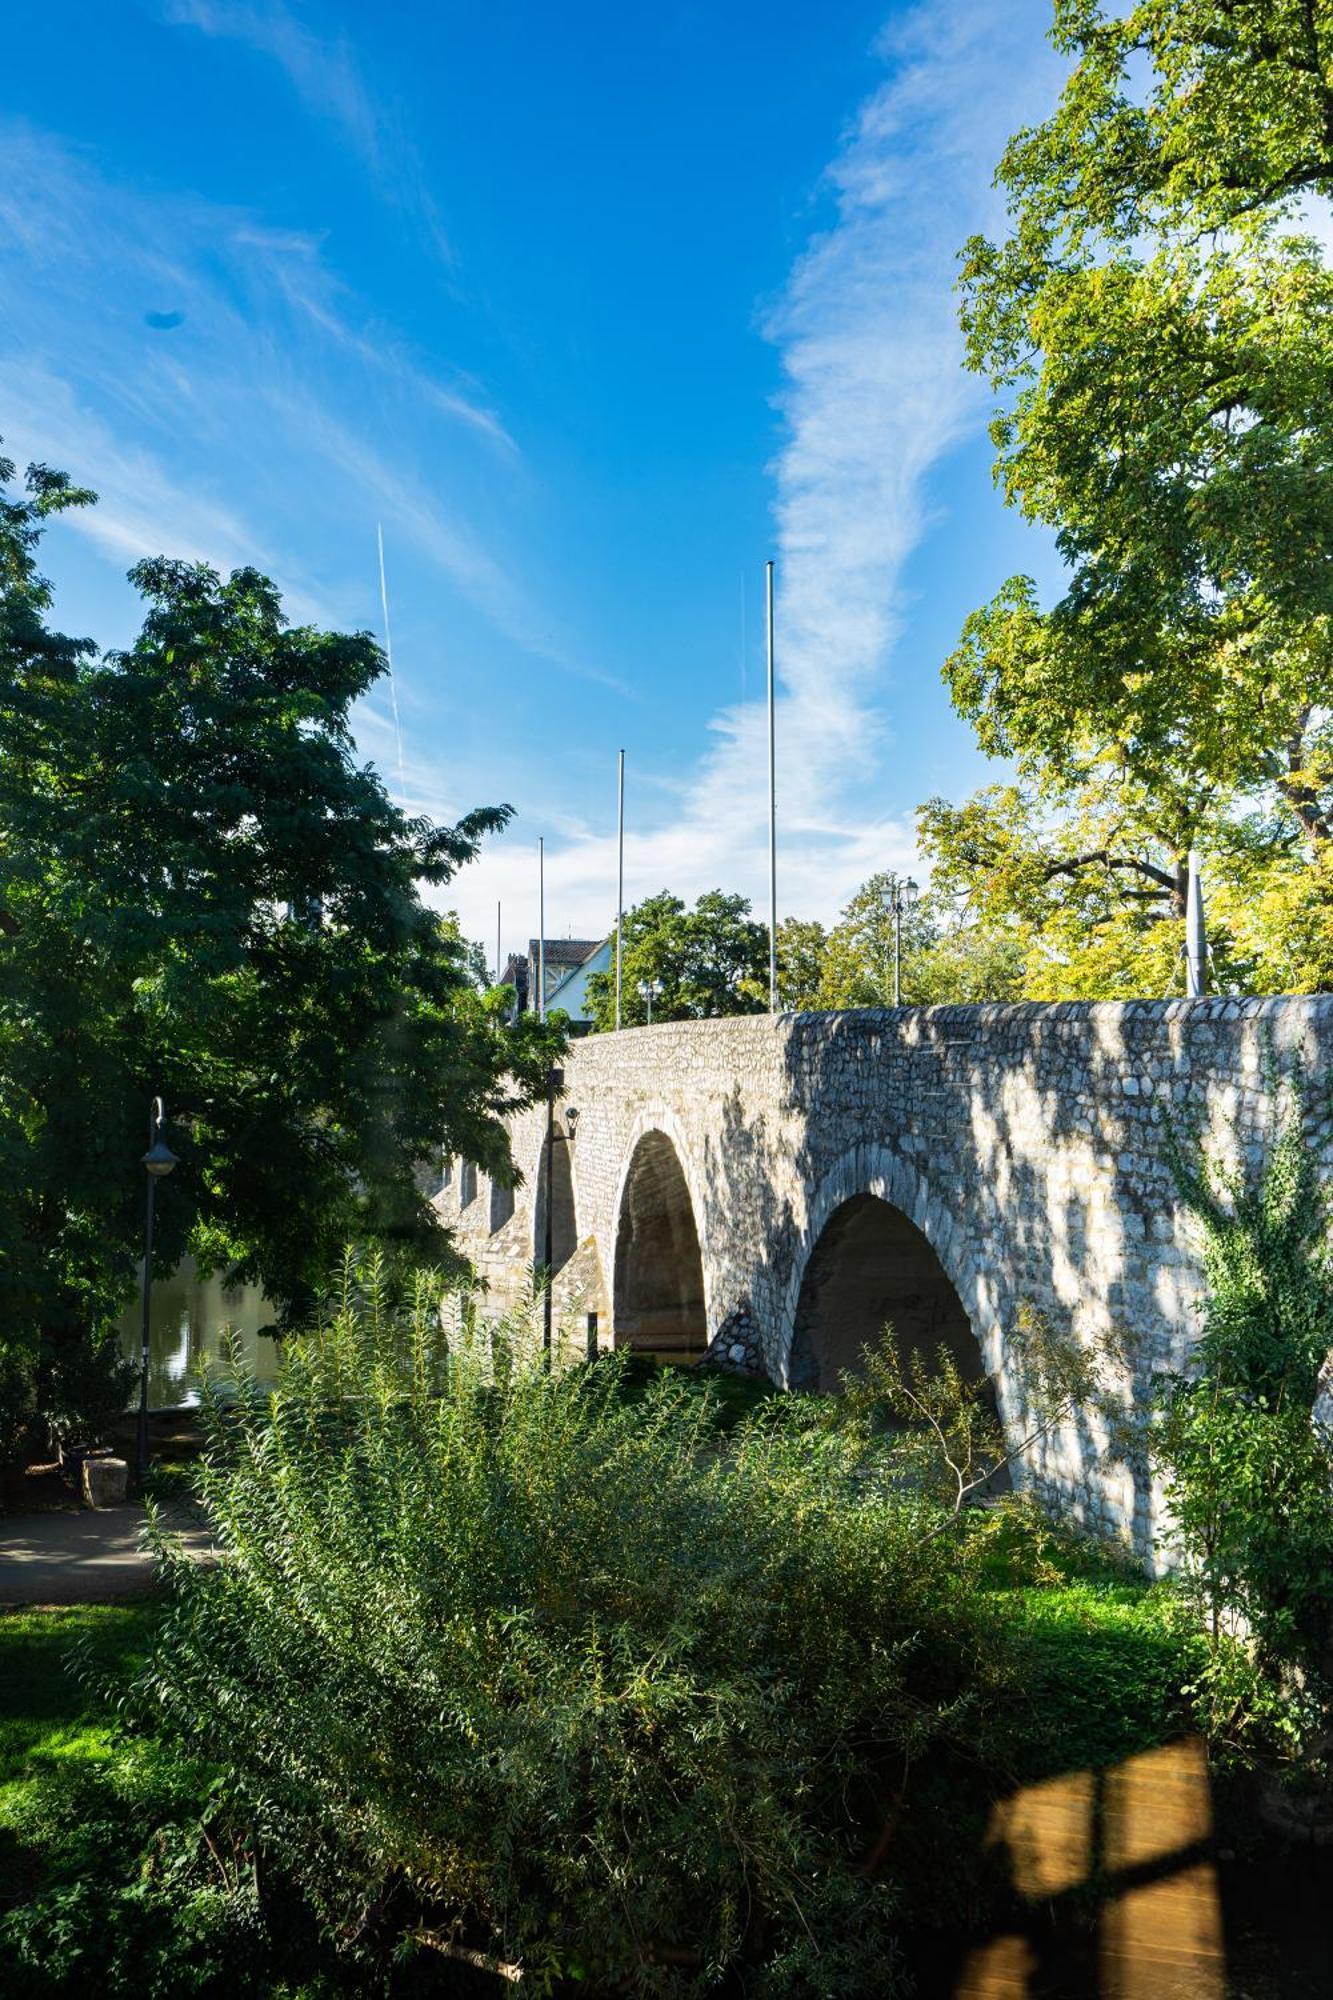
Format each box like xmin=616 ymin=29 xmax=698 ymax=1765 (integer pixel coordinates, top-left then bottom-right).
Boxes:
xmin=82 ymin=1456 xmax=128 ymax=1509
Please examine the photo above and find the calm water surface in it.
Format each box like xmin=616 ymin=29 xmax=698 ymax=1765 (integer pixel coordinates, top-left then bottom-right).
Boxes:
xmin=117 ymin=1260 xmax=279 ymax=1408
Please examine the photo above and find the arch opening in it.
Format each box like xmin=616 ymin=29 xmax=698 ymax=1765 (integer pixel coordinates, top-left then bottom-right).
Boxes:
xmin=614 ymin=1131 xmax=706 ymax=1357
xmin=533 ymin=1133 xmax=577 ymax=1277
xmin=789 ymin=1193 xmax=982 ymax=1396
xmin=489 ymin=1177 xmax=515 ymax=1233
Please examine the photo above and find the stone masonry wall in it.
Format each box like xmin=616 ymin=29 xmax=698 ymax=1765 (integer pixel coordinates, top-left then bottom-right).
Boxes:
xmin=436 ymin=996 xmax=1333 ymax=1560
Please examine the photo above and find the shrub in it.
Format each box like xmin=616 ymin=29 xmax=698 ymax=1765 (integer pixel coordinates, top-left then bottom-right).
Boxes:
xmin=1154 ymin=1078 xmax=1333 ymax=1759
xmin=134 ymin=1262 xmax=1012 ymax=1996
xmin=0 ymin=1322 xmax=134 ymax=1473
xmin=0 ymin=1335 xmax=37 ymax=1467
xmin=35 ymin=1327 xmax=135 ymax=1453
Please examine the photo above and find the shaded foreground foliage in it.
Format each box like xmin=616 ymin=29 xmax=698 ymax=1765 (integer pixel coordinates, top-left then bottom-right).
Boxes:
xmin=129 ymin=1273 xmax=1030 ymax=1997
xmin=1 ymin=1518 xmax=1209 ymax=1999
xmin=0 ymin=1605 xmax=278 ymax=1997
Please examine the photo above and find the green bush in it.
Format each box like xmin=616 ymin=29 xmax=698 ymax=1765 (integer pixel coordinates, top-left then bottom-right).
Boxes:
xmin=1154 ymin=1081 xmax=1333 ymax=1757
xmin=0 ymin=1322 xmax=134 ymax=1473
xmin=0 ymin=1336 xmax=37 ymax=1466
xmin=134 ymin=1265 xmax=1013 ymax=1996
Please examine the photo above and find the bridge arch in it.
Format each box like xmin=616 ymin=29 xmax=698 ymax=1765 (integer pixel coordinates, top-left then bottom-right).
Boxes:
xmin=612 ymin=1115 xmax=709 ymax=1357
xmin=781 ymin=1143 xmax=1001 ymax=1402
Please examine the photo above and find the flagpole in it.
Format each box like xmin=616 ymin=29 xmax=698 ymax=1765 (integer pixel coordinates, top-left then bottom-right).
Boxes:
xmin=615 ymin=748 xmax=625 ymax=1031
xmin=538 ymin=839 xmax=546 ymax=1020
xmin=766 ymin=558 xmax=777 ymax=1013
xmin=376 ymin=523 xmax=406 ymax=801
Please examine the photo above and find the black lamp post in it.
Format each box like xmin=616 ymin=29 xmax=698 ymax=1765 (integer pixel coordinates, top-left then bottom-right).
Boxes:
xmin=637 ymin=977 xmax=663 ymax=1025
xmin=136 ymin=1096 xmax=178 ymax=1484
xmin=886 ymin=877 xmax=920 ymax=1006
xmin=542 ymin=1065 xmax=565 ymax=1354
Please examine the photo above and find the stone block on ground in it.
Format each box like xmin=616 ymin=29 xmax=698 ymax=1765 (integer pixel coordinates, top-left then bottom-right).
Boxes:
xmin=82 ymin=1455 xmax=128 ymax=1509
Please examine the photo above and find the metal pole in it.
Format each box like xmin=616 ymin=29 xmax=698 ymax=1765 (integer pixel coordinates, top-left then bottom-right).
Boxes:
xmin=1185 ymin=849 xmax=1206 ymax=998
xmin=136 ymin=1102 xmax=158 ymax=1485
xmin=893 ymin=898 xmax=902 ymax=1007
xmin=646 ymin=985 xmax=653 ymax=1027
xmin=541 ymin=1064 xmax=563 ymax=1355
xmin=538 ymin=838 xmax=546 ymax=1021
xmin=543 ymin=1072 xmax=555 ymax=1352
xmin=615 ymin=748 xmax=625 ymax=1031
xmin=496 ymin=900 xmax=502 ymax=984
xmin=766 ymin=559 xmax=777 ymax=1013
xmin=377 ymin=523 xmax=406 ymax=801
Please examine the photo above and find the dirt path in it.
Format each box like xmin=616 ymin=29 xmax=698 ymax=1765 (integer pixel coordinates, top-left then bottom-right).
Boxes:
xmin=0 ymin=1502 xmax=213 ymax=1604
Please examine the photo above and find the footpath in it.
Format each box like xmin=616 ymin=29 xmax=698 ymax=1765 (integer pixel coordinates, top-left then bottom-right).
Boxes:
xmin=0 ymin=1501 xmax=213 ymax=1604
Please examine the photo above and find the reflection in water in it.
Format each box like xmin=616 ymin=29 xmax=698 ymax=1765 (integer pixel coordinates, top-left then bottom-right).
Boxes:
xmin=954 ymin=1738 xmax=1224 ymax=1999
xmin=116 ymin=1259 xmax=279 ymax=1408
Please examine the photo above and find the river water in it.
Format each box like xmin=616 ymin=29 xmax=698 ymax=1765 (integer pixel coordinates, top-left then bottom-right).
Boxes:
xmin=116 ymin=1260 xmax=279 ymax=1409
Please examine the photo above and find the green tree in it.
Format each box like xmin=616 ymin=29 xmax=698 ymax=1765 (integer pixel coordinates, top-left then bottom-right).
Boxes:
xmin=815 ymin=872 xmax=936 ymax=1008
xmin=917 ymin=776 xmax=1241 ymax=1000
xmin=776 ymin=915 xmax=828 ymax=1010
xmin=943 ymin=0 xmax=1333 ymax=991
xmin=0 ymin=454 xmax=558 ymax=1443
xmin=587 ymin=889 xmax=769 ymax=1028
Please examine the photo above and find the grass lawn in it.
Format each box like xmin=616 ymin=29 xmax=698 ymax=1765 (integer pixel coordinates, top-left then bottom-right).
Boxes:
xmin=0 ymin=1602 xmax=163 ymax=1773
xmin=0 ymin=1602 xmax=307 ymax=1997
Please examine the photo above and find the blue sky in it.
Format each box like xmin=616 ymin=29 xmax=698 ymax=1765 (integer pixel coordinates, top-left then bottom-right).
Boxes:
xmin=1 ymin=0 xmax=1066 ymax=965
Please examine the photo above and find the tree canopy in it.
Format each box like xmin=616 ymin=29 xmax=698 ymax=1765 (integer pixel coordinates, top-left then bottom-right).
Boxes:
xmin=0 ymin=453 xmax=557 ymax=1441
xmin=586 ymin=890 xmax=770 ymax=1029
xmin=941 ymin=0 xmax=1333 ymax=994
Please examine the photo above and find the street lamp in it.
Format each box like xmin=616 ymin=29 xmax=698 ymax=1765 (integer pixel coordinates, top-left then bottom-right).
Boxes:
xmin=542 ymin=1065 xmax=565 ymax=1355
xmin=637 ymin=977 xmax=663 ymax=1025
xmin=137 ymin=1096 xmax=178 ymax=1485
xmin=884 ymin=876 xmax=920 ymax=1007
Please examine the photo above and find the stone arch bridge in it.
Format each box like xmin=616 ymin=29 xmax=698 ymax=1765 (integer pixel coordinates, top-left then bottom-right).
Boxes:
xmin=437 ymin=996 xmax=1333 ymax=1553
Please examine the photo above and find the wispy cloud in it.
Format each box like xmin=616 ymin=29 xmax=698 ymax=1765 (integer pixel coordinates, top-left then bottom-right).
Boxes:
xmin=0 ymin=123 xmax=576 ymax=668
xmin=452 ymin=0 xmax=1059 ymax=952
xmin=266 ymin=250 xmax=517 ymax=452
xmin=161 ymin=0 xmax=453 ymax=263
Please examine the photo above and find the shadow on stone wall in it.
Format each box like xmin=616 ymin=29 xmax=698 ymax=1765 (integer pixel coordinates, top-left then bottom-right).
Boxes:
xmin=788 ymin=1191 xmax=983 ymax=1395
xmin=613 ymin=1130 xmax=707 ymax=1355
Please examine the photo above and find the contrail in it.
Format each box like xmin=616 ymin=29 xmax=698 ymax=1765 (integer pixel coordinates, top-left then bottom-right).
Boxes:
xmin=376 ymin=521 xmax=407 ymax=803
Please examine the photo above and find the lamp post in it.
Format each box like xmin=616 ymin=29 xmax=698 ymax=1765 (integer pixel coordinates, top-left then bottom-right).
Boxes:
xmin=885 ymin=876 xmax=920 ymax=1007
xmin=136 ymin=1096 xmax=178 ymax=1485
xmin=637 ymin=977 xmax=663 ymax=1025
xmin=542 ymin=1065 xmax=565 ymax=1354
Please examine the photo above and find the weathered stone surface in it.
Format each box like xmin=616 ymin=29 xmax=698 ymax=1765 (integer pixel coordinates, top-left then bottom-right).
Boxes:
xmin=436 ymin=997 xmax=1333 ymax=1559
xmin=82 ymin=1455 xmax=128 ymax=1509
xmin=698 ymin=1300 xmax=766 ymax=1378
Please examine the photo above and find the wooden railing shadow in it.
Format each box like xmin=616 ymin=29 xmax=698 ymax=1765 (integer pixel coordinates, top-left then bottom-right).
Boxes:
xmin=937 ymin=1738 xmax=1225 ymax=1999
